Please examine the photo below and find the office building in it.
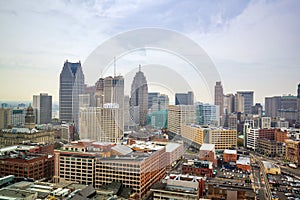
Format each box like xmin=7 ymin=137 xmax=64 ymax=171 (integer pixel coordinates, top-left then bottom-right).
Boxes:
xmin=175 ymin=91 xmax=194 ymax=105
xmin=151 ymin=94 xmax=169 ymax=112
xmin=165 ymin=143 xmax=184 ymax=170
xmin=181 ymin=125 xmax=237 ymax=150
xmin=182 ymin=160 xmax=214 ymax=177
xmin=234 ymin=93 xmax=244 ymax=113
xmin=265 ymin=96 xmax=281 ymax=118
xmin=148 ymin=92 xmax=159 ymax=109
xmin=61 ymin=123 xmax=75 ymax=142
xmin=181 ymin=124 xmax=204 ymax=149
xmin=246 ymin=129 xmax=259 ymax=150
xmin=224 ymin=93 xmax=235 ymax=114
xmin=33 ymin=93 xmax=52 ymax=124
xmin=124 ymin=95 xmax=135 ymax=131
xmin=10 ymin=107 xmax=26 ymax=127
xmin=237 ymin=91 xmax=254 ymax=114
xmin=214 ymin=81 xmax=224 ymax=116
xmin=130 ymin=66 xmax=148 ymax=126
xmin=0 ymin=108 xmax=11 ymax=129
xmin=0 ymin=145 xmax=54 ymax=180
xmin=261 ymin=117 xmax=271 ymax=129
xmin=202 ymin=103 xmax=219 ymax=126
xmin=54 ymin=140 xmax=166 ymax=199
xmin=251 ymin=103 xmax=263 ymax=116
xmin=79 ymin=104 xmax=122 ymax=143
xmin=168 ymin=105 xmax=196 ymax=135
xmin=147 ymin=110 xmax=168 ymax=129
xmin=59 ymin=60 xmax=85 ymax=128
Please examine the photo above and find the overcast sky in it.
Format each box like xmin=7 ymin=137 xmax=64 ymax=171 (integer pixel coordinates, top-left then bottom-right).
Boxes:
xmin=0 ymin=0 xmax=299 ymax=104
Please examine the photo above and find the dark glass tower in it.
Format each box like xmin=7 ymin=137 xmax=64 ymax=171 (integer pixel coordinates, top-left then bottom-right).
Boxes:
xmin=59 ymin=61 xmax=85 ymax=128
xmin=130 ymin=65 xmax=148 ymax=126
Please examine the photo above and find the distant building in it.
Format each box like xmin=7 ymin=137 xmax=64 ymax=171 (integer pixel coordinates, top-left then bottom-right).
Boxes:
xmin=130 ymin=66 xmax=148 ymax=126
xmin=0 ymin=108 xmax=11 ymax=129
xmin=148 ymin=92 xmax=159 ymax=109
xmin=10 ymin=107 xmax=26 ymax=127
xmin=214 ymin=81 xmax=224 ymax=117
xmin=237 ymin=91 xmax=254 ymax=114
xmin=196 ymin=103 xmax=220 ymax=126
xmin=147 ymin=110 xmax=168 ymax=129
xmin=59 ymin=60 xmax=85 ymax=128
xmin=251 ymin=103 xmax=262 ymax=116
xmin=224 ymin=93 xmax=235 ymax=114
xmin=151 ymin=94 xmax=169 ymax=112
xmin=60 ymin=123 xmax=75 ymax=142
xmin=261 ymin=117 xmax=271 ymax=129
xmin=265 ymin=96 xmax=281 ymax=118
xmin=33 ymin=93 xmax=52 ymax=124
xmin=234 ymin=93 xmax=244 ymax=113
xmin=175 ymin=91 xmax=194 ymax=105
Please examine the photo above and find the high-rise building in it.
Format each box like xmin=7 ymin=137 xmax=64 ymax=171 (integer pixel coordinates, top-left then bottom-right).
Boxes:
xmin=33 ymin=93 xmax=52 ymax=124
xmin=265 ymin=96 xmax=281 ymax=118
xmin=25 ymin=105 xmax=35 ymax=129
xmin=59 ymin=60 xmax=85 ymax=128
xmin=151 ymin=94 xmax=169 ymax=112
xmin=251 ymin=103 xmax=263 ymax=116
xmin=0 ymin=108 xmax=11 ymax=129
xmin=168 ymin=105 xmax=196 ymax=135
xmin=79 ymin=104 xmax=122 ymax=143
xmin=130 ymin=66 xmax=148 ymax=126
xmin=261 ymin=117 xmax=271 ymax=129
xmin=148 ymin=92 xmax=159 ymax=109
xmin=224 ymin=93 xmax=234 ymax=114
xmin=246 ymin=128 xmax=259 ymax=150
xmin=214 ymin=81 xmax=224 ymax=116
xmin=10 ymin=107 xmax=26 ymax=127
xmin=175 ymin=91 xmax=194 ymax=105
xmin=234 ymin=93 xmax=244 ymax=113
xmin=237 ymin=91 xmax=254 ymax=114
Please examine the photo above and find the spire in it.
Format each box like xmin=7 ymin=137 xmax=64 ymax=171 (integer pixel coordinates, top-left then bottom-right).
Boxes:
xmin=139 ymin=64 xmax=141 ymax=72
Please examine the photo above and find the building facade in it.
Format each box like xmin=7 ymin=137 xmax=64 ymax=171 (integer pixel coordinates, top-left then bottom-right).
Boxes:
xmin=175 ymin=91 xmax=194 ymax=105
xmin=237 ymin=91 xmax=254 ymax=114
xmin=59 ymin=61 xmax=85 ymax=128
xmin=33 ymin=93 xmax=52 ymax=124
xmin=214 ymin=81 xmax=224 ymax=118
xmin=130 ymin=66 xmax=148 ymax=126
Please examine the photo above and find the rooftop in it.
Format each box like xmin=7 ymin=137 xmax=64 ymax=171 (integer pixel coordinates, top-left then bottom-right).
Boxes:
xmin=166 ymin=143 xmax=182 ymax=152
xmin=200 ymin=144 xmax=215 ymax=152
xmin=236 ymin=157 xmax=251 ymax=166
xmin=224 ymin=149 xmax=237 ymax=155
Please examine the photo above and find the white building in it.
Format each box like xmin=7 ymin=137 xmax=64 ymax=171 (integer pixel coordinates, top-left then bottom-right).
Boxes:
xmin=246 ymin=128 xmax=259 ymax=150
xmin=261 ymin=117 xmax=271 ymax=129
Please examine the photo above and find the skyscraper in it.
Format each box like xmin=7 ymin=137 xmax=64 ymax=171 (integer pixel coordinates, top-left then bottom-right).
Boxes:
xmin=130 ymin=65 xmax=148 ymax=126
xmin=59 ymin=60 xmax=85 ymax=128
xmin=298 ymin=83 xmax=300 ymax=122
xmin=214 ymin=81 xmax=224 ymax=115
xmin=237 ymin=91 xmax=254 ymax=114
xmin=33 ymin=93 xmax=52 ymax=124
xmin=175 ymin=91 xmax=194 ymax=105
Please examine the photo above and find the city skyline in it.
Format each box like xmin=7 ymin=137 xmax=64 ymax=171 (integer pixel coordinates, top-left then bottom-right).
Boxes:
xmin=0 ymin=0 xmax=300 ymax=103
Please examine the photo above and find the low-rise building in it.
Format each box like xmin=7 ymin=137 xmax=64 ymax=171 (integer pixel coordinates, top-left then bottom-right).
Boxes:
xmin=151 ymin=174 xmax=206 ymax=200
xmin=0 ymin=145 xmax=54 ymax=180
xmin=182 ymin=160 xmax=214 ymax=177
xmin=262 ymin=161 xmax=281 ymax=175
xmin=223 ymin=149 xmax=237 ymax=163
xmin=199 ymin=143 xmax=217 ymax=165
xmin=285 ymin=139 xmax=300 ymax=166
xmin=165 ymin=142 xmax=184 ymax=170
xmin=236 ymin=157 xmax=251 ymax=172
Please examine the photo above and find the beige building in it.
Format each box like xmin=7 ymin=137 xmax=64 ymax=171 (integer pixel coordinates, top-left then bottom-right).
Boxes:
xmin=285 ymin=139 xmax=300 ymax=166
xmin=0 ymin=108 xmax=11 ymax=129
xmin=206 ymin=129 xmax=237 ymax=150
xmin=54 ymin=140 xmax=166 ymax=199
xmin=0 ymin=128 xmax=55 ymax=148
xmin=168 ymin=105 xmax=196 ymax=135
xmin=79 ymin=104 xmax=122 ymax=143
xmin=181 ymin=124 xmax=204 ymax=145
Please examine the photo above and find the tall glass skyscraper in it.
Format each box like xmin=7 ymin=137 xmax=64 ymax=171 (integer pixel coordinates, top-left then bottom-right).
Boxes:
xmin=130 ymin=66 xmax=148 ymax=126
xmin=59 ymin=61 xmax=85 ymax=128
xmin=33 ymin=93 xmax=52 ymax=124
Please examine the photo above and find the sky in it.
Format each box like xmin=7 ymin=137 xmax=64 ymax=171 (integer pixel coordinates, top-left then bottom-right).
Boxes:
xmin=0 ymin=0 xmax=299 ymax=104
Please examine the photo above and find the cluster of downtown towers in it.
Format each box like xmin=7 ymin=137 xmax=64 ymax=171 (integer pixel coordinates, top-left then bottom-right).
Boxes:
xmin=59 ymin=61 xmax=149 ymax=141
